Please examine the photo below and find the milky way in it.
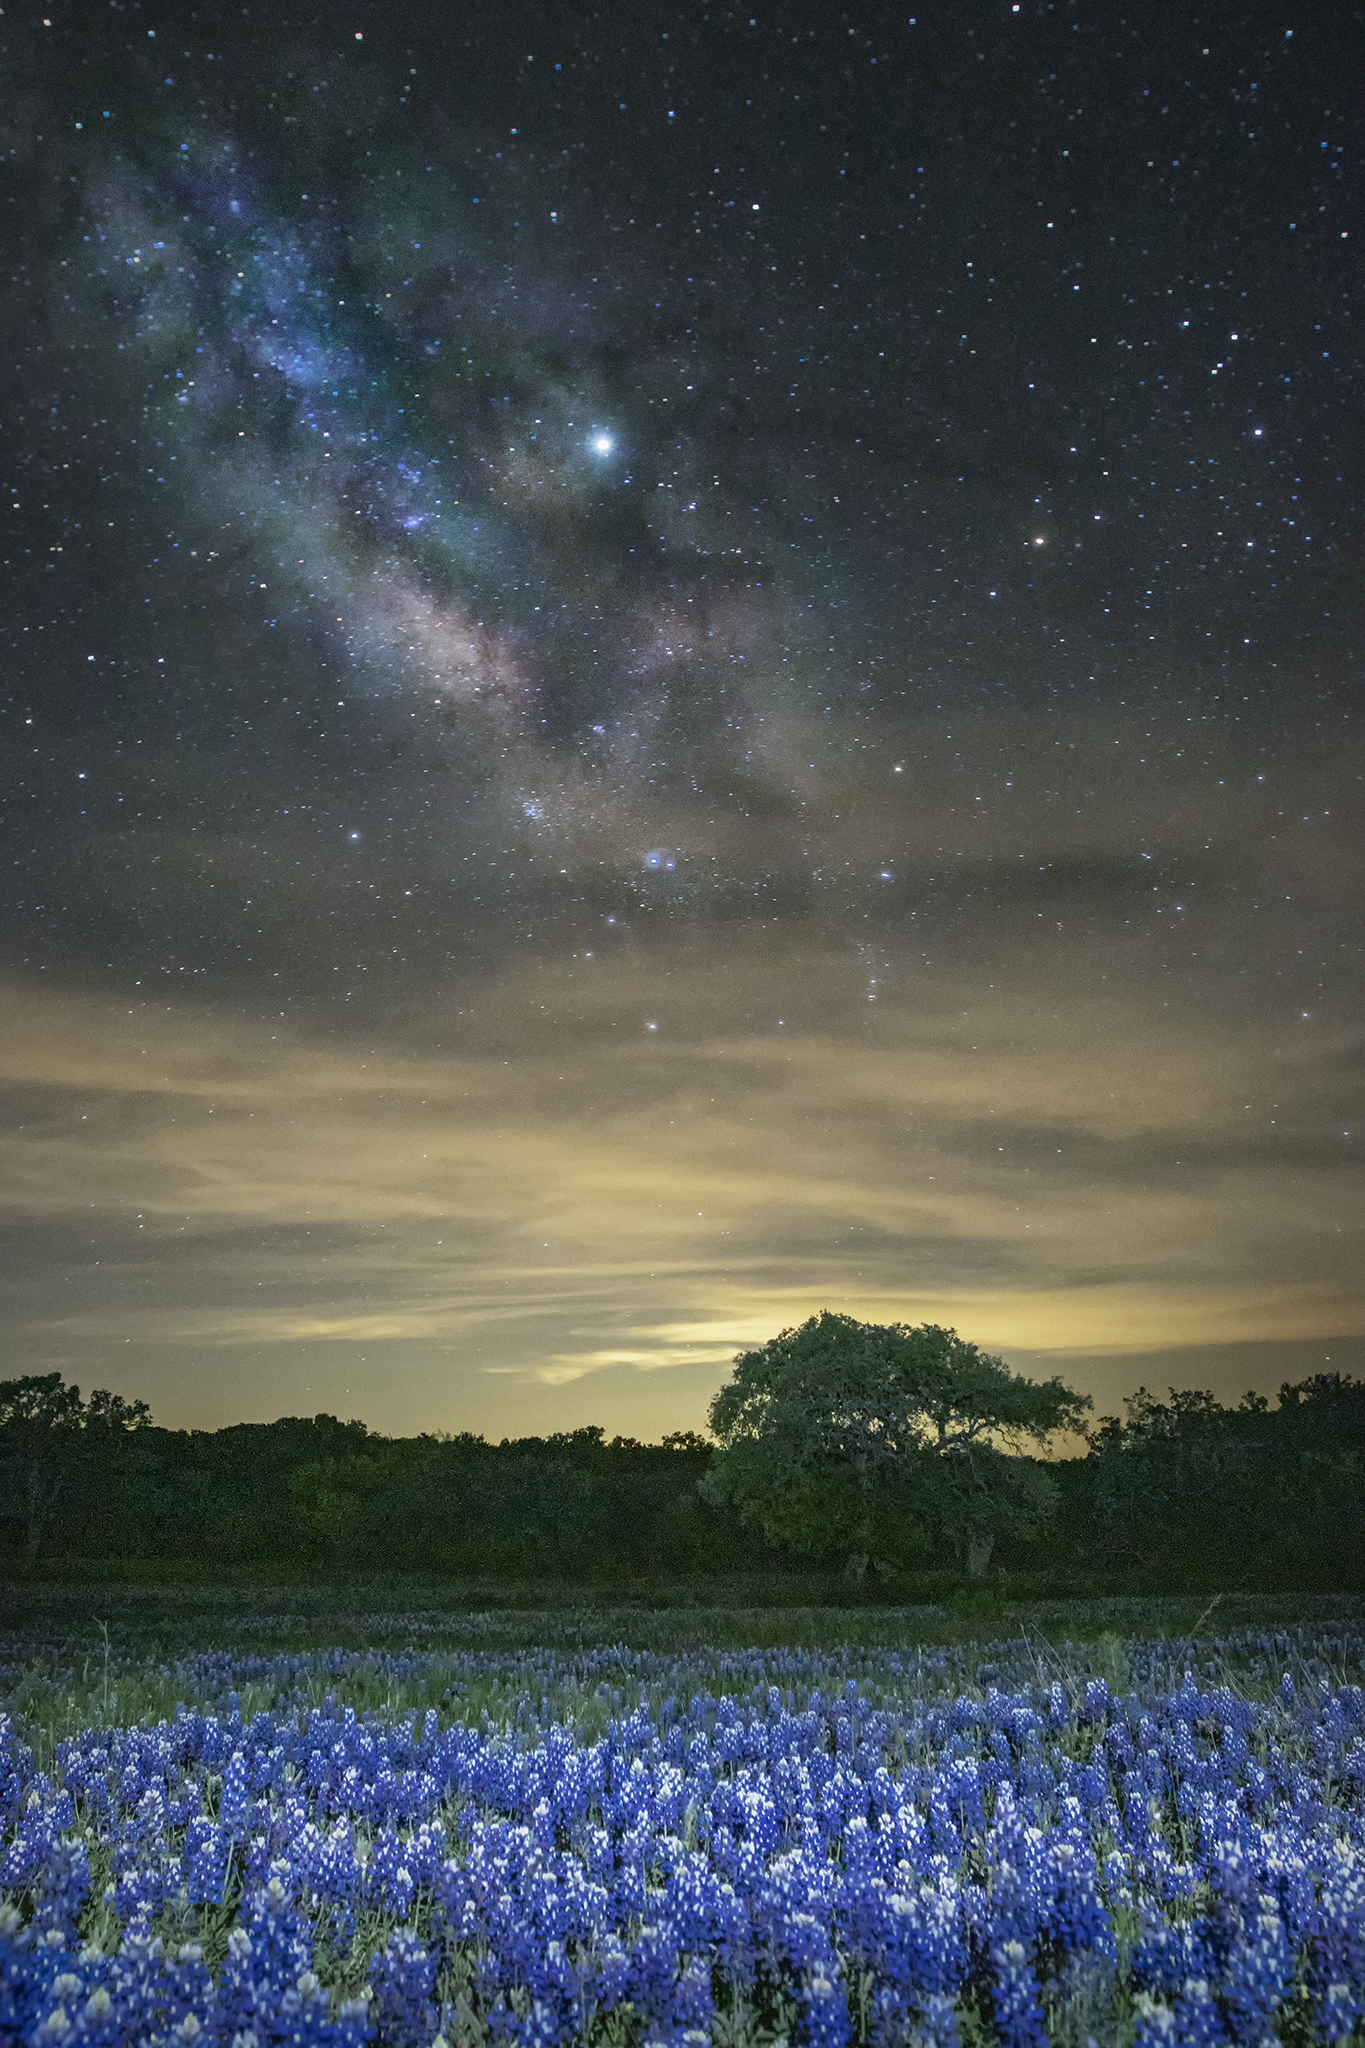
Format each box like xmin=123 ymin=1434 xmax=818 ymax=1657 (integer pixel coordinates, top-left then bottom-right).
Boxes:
xmin=2 ymin=0 xmax=1361 ymax=1434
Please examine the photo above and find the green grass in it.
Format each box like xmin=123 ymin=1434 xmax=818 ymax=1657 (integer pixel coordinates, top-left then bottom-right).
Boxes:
xmin=5 ymin=1576 xmax=1364 ymax=1656
xmin=4 ymin=1579 xmax=1364 ymax=1769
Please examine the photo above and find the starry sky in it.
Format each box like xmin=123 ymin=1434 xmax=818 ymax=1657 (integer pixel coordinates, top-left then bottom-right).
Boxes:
xmin=2 ymin=0 xmax=1361 ymax=1439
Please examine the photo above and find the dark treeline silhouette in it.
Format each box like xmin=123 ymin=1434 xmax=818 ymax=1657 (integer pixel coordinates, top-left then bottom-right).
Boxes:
xmin=1 ymin=1369 xmax=1363 ymax=1590
xmin=1053 ymin=1374 xmax=1365 ymax=1592
xmin=0 ymin=1377 xmax=771 ymax=1581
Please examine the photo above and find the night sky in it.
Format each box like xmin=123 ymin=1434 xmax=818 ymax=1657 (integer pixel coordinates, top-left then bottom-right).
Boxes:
xmin=3 ymin=0 xmax=1361 ymax=1439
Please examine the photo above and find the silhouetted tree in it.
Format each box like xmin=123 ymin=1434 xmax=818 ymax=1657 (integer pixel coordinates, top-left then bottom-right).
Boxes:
xmin=1079 ymin=1373 xmax=1365 ymax=1588
xmin=0 ymin=1373 xmax=151 ymax=1562
xmin=701 ymin=1314 xmax=1090 ymax=1577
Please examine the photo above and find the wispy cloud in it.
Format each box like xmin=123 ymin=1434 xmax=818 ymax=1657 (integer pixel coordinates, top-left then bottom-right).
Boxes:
xmin=3 ymin=931 xmax=1360 ymax=1433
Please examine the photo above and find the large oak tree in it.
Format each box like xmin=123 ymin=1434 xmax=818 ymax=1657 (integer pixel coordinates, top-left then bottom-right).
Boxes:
xmin=701 ymin=1313 xmax=1090 ymax=1578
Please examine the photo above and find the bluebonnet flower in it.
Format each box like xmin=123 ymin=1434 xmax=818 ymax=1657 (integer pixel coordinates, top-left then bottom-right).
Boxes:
xmin=988 ymin=1936 xmax=1049 ymax=2048
xmin=368 ymin=1928 xmax=436 ymax=2048
xmin=1 ymin=1900 xmax=70 ymax=2043
xmin=213 ymin=1872 xmax=371 ymax=2045
xmin=5 ymin=1625 xmax=1365 ymax=2041
xmin=0 ymin=1721 xmax=35 ymax=1835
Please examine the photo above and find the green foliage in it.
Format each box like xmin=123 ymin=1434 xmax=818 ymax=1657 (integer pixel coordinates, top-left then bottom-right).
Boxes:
xmin=0 ymin=1372 xmax=152 ymax=1562
xmin=1067 ymin=1372 xmax=1365 ymax=1590
xmin=0 ymin=1378 xmax=773 ymax=1582
xmin=0 ymin=1372 xmax=151 ymax=1435
xmin=702 ymin=1313 xmax=1090 ymax=1576
xmin=4 ymin=1357 xmax=1364 ymax=1596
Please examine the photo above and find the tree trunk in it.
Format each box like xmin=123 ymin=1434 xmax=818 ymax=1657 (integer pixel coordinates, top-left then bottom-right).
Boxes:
xmin=25 ymin=1462 xmax=44 ymax=1563
xmin=966 ymin=1531 xmax=994 ymax=1580
xmin=23 ymin=1459 xmax=64 ymax=1564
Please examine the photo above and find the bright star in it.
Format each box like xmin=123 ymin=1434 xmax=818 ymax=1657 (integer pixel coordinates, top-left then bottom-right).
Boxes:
xmin=591 ymin=433 xmax=614 ymax=454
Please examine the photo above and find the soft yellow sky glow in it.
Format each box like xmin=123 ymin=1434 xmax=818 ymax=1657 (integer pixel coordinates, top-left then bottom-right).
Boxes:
xmin=4 ymin=901 xmax=1361 ymax=1436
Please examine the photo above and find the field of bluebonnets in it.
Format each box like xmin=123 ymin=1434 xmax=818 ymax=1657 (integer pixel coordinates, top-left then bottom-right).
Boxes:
xmin=2 ymin=1587 xmax=1364 ymax=2047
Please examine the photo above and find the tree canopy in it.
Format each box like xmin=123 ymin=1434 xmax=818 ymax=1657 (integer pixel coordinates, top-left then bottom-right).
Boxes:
xmin=1075 ymin=1372 xmax=1365 ymax=1586
xmin=0 ymin=1373 xmax=152 ymax=1560
xmin=701 ymin=1313 xmax=1091 ymax=1576
xmin=1 ymin=1360 xmax=1362 ymax=1592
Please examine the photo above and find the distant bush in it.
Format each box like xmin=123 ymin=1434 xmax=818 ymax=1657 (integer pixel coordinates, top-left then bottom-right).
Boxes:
xmin=2 ymin=1360 xmax=1362 ymax=1592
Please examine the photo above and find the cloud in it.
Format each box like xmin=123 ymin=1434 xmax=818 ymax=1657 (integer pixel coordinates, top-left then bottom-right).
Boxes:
xmin=2 ymin=924 xmax=1360 ymax=1433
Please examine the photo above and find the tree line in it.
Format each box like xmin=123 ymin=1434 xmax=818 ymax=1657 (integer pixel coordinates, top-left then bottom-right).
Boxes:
xmin=2 ymin=1315 xmax=1362 ymax=1590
